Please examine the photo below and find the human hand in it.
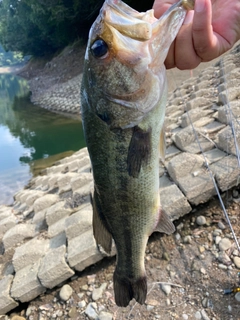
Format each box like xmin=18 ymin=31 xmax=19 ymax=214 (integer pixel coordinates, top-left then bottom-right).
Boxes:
xmin=153 ymin=0 xmax=240 ymax=69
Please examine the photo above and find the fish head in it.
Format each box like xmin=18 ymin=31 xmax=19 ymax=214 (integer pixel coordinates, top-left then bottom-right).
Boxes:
xmin=82 ymin=0 xmax=192 ymax=128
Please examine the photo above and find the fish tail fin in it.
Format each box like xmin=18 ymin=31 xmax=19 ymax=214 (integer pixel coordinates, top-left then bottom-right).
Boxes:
xmin=113 ymin=271 xmax=147 ymax=307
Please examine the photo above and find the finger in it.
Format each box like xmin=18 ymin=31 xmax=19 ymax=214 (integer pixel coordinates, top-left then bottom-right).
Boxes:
xmin=152 ymin=1 xmax=174 ymax=18
xmin=192 ymin=0 xmax=219 ymax=61
xmin=173 ymin=10 xmax=202 ymax=70
xmin=164 ymin=42 xmax=176 ymax=69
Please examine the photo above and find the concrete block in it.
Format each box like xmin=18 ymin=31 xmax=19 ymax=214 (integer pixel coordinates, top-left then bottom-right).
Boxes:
xmin=38 ymin=245 xmax=74 ymax=289
xmin=0 ymin=275 xmax=19 ymax=315
xmin=11 ymin=261 xmax=45 ymax=303
xmin=159 ymin=175 xmax=174 ymax=190
xmin=49 ymin=232 xmax=66 ymax=249
xmin=180 ymin=108 xmax=213 ymax=128
xmin=218 ymin=87 xmax=240 ymax=105
xmin=210 ymin=155 xmax=240 ymax=191
xmin=48 ymin=174 xmax=63 ymax=188
xmin=32 ymin=208 xmax=46 ymax=224
xmin=48 ymin=218 xmax=66 ymax=238
xmin=12 ymin=238 xmax=50 ymax=272
xmin=0 ymin=215 xmax=17 ymax=239
xmin=73 ymin=182 xmax=93 ymax=198
xmin=2 ymin=224 xmax=36 ymax=250
xmin=0 ymin=208 xmax=13 ymax=220
xmin=57 ymin=172 xmax=79 ymax=189
xmin=67 ymin=229 xmax=103 ymax=272
xmin=183 ymin=136 xmax=215 ymax=154
xmin=167 ymin=153 xmax=205 ymax=182
xmin=46 ymin=201 xmax=73 ymax=226
xmin=70 ymin=173 xmax=93 ymax=192
xmin=217 ymin=102 xmax=240 ymax=124
xmin=160 ymin=184 xmax=192 ymax=221
xmin=165 ymin=145 xmax=181 ymax=160
xmin=200 ymin=120 xmax=226 ymax=134
xmin=33 ymin=194 xmax=59 ymax=213
xmin=216 ymin=125 xmax=240 ymax=156
xmin=65 ymin=207 xmax=93 ymax=241
xmin=172 ymin=126 xmax=196 ymax=150
xmin=186 ymin=97 xmax=211 ymax=111
xmin=25 ymin=191 xmax=45 ymax=206
xmin=177 ymin=170 xmax=216 ymax=205
xmin=67 ymin=159 xmax=82 ymax=172
xmin=204 ymin=148 xmax=227 ymax=164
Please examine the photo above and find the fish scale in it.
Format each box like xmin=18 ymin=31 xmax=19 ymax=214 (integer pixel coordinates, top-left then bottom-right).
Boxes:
xmin=81 ymin=0 xmax=195 ymax=307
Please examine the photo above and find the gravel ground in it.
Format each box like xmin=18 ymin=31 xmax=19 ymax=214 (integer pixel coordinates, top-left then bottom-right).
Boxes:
xmin=4 ymin=194 xmax=240 ymax=320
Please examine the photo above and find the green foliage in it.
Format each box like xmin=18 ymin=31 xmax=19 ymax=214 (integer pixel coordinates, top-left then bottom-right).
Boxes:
xmin=0 ymin=43 xmax=27 ymax=66
xmin=0 ymin=0 xmax=154 ymax=57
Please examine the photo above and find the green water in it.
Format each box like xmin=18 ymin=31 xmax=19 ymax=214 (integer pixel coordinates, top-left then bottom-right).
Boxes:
xmin=0 ymin=74 xmax=85 ymax=205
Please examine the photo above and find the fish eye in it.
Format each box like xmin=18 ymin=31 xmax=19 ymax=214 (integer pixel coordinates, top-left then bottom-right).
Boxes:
xmin=90 ymin=39 xmax=108 ymax=58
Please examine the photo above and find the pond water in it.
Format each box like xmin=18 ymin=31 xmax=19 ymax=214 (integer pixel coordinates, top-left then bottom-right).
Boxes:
xmin=0 ymin=74 xmax=85 ymax=205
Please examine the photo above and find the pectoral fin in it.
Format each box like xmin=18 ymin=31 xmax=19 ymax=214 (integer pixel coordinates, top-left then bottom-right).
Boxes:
xmin=154 ymin=208 xmax=175 ymax=234
xmin=159 ymin=126 xmax=166 ymax=161
xmin=127 ymin=126 xmax=151 ymax=178
xmin=91 ymin=191 xmax=112 ymax=254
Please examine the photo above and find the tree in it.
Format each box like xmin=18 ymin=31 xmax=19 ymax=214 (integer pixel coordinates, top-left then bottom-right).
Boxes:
xmin=0 ymin=0 xmax=154 ymax=57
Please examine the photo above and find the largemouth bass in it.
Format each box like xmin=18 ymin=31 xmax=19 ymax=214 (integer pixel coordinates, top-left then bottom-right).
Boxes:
xmin=81 ymin=0 xmax=194 ymax=307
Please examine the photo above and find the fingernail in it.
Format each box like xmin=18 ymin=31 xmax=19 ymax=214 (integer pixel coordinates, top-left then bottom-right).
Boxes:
xmin=195 ymin=0 xmax=206 ymax=13
xmin=183 ymin=10 xmax=194 ymax=25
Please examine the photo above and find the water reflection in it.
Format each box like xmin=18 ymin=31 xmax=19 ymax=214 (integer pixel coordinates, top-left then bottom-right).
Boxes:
xmin=0 ymin=74 xmax=85 ymax=205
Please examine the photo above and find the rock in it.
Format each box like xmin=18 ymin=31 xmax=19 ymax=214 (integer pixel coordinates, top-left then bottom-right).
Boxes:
xmin=214 ymin=236 xmax=221 ymax=245
xmin=213 ymin=229 xmax=222 ymax=237
xmin=160 ymin=284 xmax=171 ymax=296
xmin=59 ymin=284 xmax=73 ymax=301
xmin=78 ymin=300 xmax=86 ymax=308
xmin=235 ymin=292 xmax=240 ymax=302
xmin=11 ymin=317 xmax=26 ymax=320
xmin=201 ymin=309 xmax=210 ymax=320
xmin=0 ymin=275 xmax=19 ymax=315
xmin=98 ymin=311 xmax=113 ymax=320
xmin=218 ymin=221 xmax=226 ymax=230
xmin=196 ymin=216 xmax=206 ymax=226
xmin=233 ymin=256 xmax=240 ymax=269
xmin=218 ymin=238 xmax=232 ymax=251
xmin=68 ymin=306 xmax=78 ymax=318
xmin=146 ymin=305 xmax=154 ymax=311
xmin=85 ymin=302 xmax=98 ymax=320
xmin=183 ymin=235 xmax=192 ymax=244
xmin=194 ymin=311 xmax=202 ymax=319
xmin=92 ymin=283 xmax=107 ymax=301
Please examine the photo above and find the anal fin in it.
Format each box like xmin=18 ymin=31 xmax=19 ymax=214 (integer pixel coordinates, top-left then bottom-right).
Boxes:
xmin=154 ymin=208 xmax=175 ymax=235
xmin=91 ymin=192 xmax=112 ymax=254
